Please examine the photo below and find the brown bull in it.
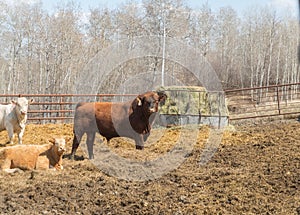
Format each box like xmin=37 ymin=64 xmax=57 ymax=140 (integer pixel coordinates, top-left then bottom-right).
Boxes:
xmin=70 ymin=91 xmax=166 ymax=159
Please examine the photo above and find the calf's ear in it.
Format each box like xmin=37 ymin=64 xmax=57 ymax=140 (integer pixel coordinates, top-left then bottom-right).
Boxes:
xmin=11 ymin=100 xmax=17 ymax=105
xmin=48 ymin=138 xmax=56 ymax=144
xmin=29 ymin=99 xmax=34 ymax=104
xmin=65 ymin=136 xmax=71 ymax=143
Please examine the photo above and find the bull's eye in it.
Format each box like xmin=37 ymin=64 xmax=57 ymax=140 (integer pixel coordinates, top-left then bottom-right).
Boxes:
xmin=149 ymin=100 xmax=158 ymax=110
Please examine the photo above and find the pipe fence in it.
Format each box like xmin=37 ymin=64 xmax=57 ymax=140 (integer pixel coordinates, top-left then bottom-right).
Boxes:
xmin=225 ymin=82 xmax=300 ymax=120
xmin=1 ymin=82 xmax=300 ymax=123
xmin=0 ymin=94 xmax=137 ymax=123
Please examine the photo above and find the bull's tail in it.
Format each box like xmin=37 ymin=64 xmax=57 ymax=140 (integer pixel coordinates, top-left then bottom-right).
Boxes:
xmin=75 ymin=102 xmax=85 ymax=110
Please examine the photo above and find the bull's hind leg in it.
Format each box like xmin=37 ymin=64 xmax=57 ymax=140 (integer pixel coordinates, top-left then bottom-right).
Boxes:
xmin=86 ymin=132 xmax=95 ymax=159
xmin=70 ymin=130 xmax=83 ymax=160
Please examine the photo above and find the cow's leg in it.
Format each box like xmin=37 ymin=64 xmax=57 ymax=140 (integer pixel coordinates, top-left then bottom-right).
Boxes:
xmin=70 ymin=130 xmax=83 ymax=160
xmin=1 ymin=159 xmax=23 ymax=173
xmin=4 ymin=168 xmax=23 ymax=173
xmin=86 ymin=132 xmax=95 ymax=159
xmin=1 ymin=158 xmax=12 ymax=170
xmin=135 ymin=134 xmax=144 ymax=150
xmin=6 ymin=125 xmax=14 ymax=144
xmin=17 ymin=128 xmax=25 ymax=144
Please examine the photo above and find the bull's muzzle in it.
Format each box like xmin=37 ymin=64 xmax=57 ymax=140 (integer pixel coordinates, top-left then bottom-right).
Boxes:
xmin=149 ymin=107 xmax=157 ymax=113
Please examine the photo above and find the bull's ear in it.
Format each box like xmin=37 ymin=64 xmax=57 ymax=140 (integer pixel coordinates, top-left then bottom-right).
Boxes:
xmin=11 ymin=100 xmax=17 ymax=105
xmin=29 ymin=99 xmax=34 ymax=104
xmin=136 ymin=97 xmax=143 ymax=106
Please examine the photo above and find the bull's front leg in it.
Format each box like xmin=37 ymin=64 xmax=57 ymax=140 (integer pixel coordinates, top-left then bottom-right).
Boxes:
xmin=135 ymin=134 xmax=145 ymax=150
xmin=143 ymin=132 xmax=150 ymax=142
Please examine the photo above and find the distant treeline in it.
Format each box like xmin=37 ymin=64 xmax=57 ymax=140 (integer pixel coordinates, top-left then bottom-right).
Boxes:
xmin=0 ymin=0 xmax=298 ymax=95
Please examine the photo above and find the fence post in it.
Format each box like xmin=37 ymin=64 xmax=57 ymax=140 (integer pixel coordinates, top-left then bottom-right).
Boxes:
xmin=198 ymin=91 xmax=202 ymax=124
xmin=276 ymin=86 xmax=281 ymax=115
xmin=218 ymin=92 xmax=222 ymax=129
xmin=60 ymin=96 xmax=65 ymax=123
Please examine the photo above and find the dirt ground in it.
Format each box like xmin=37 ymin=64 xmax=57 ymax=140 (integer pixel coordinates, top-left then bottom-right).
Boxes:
xmin=0 ymin=119 xmax=299 ymax=214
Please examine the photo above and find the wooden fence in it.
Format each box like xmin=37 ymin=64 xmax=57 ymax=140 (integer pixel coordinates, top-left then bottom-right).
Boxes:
xmin=1 ymin=82 xmax=300 ymax=123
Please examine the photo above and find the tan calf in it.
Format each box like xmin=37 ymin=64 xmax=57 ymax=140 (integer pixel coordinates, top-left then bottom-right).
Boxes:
xmin=0 ymin=137 xmax=66 ymax=173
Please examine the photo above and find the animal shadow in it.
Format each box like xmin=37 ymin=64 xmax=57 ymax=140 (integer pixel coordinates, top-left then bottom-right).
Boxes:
xmin=63 ymin=153 xmax=85 ymax=161
xmin=0 ymin=141 xmax=10 ymax=147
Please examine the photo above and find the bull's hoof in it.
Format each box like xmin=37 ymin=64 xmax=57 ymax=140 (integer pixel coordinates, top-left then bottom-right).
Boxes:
xmin=136 ymin=145 xmax=144 ymax=150
xmin=69 ymin=154 xmax=74 ymax=160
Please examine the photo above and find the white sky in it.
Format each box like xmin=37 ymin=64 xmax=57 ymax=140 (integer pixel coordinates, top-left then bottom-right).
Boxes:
xmin=5 ymin=0 xmax=300 ymax=17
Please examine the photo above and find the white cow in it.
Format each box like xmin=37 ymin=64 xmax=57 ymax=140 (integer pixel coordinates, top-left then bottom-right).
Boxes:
xmin=0 ymin=97 xmax=33 ymax=144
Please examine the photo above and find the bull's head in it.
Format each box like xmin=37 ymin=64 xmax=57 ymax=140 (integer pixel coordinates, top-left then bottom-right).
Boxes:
xmin=12 ymin=97 xmax=34 ymax=115
xmin=134 ymin=91 xmax=167 ymax=115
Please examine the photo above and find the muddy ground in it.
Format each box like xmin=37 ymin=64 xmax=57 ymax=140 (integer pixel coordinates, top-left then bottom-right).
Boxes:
xmin=0 ymin=119 xmax=299 ymax=214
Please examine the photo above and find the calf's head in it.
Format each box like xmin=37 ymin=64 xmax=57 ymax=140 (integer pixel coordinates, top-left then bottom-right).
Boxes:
xmin=49 ymin=137 xmax=66 ymax=156
xmin=12 ymin=97 xmax=34 ymax=115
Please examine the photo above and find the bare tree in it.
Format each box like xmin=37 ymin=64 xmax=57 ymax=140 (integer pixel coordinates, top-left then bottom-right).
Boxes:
xmin=87 ymin=7 xmax=114 ymax=56
xmin=0 ymin=0 xmax=298 ymax=96
xmin=189 ymin=2 xmax=215 ymax=57
xmin=214 ymin=6 xmax=240 ymax=88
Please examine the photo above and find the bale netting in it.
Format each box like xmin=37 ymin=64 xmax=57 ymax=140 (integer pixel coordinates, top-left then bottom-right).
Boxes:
xmin=157 ymin=86 xmax=229 ymax=128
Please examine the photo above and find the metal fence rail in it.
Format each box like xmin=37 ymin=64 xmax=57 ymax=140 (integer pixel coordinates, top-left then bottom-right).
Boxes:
xmin=0 ymin=94 xmax=137 ymax=123
xmin=225 ymin=82 xmax=300 ymax=120
xmin=1 ymin=82 xmax=300 ymax=123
